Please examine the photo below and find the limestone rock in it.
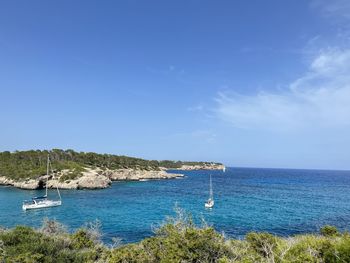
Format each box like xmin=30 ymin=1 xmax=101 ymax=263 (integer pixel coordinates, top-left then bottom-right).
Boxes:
xmin=176 ymin=163 xmax=225 ymax=171
xmin=0 ymin=176 xmax=40 ymax=190
xmin=47 ymin=168 xmax=111 ymax=189
xmin=104 ymin=168 xmax=183 ymax=181
xmin=0 ymin=167 xmax=183 ymax=190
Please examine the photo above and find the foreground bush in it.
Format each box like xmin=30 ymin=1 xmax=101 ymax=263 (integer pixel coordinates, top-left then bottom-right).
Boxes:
xmin=1 ymin=214 xmax=350 ymax=262
xmin=0 ymin=219 xmax=106 ymax=263
xmin=107 ymin=212 xmax=231 ymax=262
xmin=106 ymin=208 xmax=350 ymax=263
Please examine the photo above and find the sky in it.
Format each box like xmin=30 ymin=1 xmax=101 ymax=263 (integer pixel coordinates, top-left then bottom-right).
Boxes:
xmin=1 ymin=0 xmax=350 ymax=170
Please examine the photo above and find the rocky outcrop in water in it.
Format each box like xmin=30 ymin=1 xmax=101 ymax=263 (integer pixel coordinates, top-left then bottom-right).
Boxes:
xmin=0 ymin=176 xmax=41 ymax=189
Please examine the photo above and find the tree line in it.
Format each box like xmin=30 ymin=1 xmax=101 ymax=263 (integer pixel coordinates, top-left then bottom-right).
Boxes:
xmin=0 ymin=149 xmax=221 ymax=180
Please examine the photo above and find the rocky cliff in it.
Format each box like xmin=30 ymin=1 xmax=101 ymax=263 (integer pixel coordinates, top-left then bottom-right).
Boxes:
xmin=0 ymin=167 xmax=183 ymax=190
xmin=0 ymin=163 xmax=225 ymax=190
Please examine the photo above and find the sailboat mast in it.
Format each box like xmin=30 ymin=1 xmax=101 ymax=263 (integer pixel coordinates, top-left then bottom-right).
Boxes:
xmin=46 ymin=154 xmax=49 ymax=197
xmin=57 ymin=184 xmax=61 ymax=200
xmin=209 ymin=174 xmax=213 ymax=199
xmin=48 ymin=155 xmax=61 ymax=201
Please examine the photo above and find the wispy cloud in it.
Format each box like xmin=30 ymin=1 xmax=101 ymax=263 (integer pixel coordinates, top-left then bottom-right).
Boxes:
xmin=311 ymin=0 xmax=350 ymax=21
xmin=214 ymin=48 xmax=350 ymax=132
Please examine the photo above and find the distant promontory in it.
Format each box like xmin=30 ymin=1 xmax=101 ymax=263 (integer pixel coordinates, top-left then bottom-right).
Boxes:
xmin=0 ymin=149 xmax=224 ymax=190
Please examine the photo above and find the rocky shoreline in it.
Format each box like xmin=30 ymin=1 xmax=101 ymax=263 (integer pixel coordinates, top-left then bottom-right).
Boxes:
xmin=0 ymin=168 xmax=184 ymax=190
xmin=175 ymin=163 xmax=225 ymax=171
xmin=0 ymin=163 xmax=224 ymax=190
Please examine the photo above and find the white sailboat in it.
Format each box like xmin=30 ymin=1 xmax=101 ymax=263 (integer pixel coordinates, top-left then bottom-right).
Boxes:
xmin=223 ymin=166 xmax=226 ymax=173
xmin=22 ymin=155 xmax=62 ymax=211
xmin=205 ymin=174 xmax=214 ymax=208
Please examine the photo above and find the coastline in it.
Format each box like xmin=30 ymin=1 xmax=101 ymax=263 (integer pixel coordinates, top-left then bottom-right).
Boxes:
xmin=0 ymin=163 xmax=224 ymax=190
xmin=173 ymin=163 xmax=225 ymax=171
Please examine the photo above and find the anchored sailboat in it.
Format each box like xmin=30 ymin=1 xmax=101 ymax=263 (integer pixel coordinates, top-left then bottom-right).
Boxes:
xmin=205 ymin=174 xmax=214 ymax=208
xmin=223 ymin=166 xmax=226 ymax=173
xmin=22 ymin=155 xmax=62 ymax=211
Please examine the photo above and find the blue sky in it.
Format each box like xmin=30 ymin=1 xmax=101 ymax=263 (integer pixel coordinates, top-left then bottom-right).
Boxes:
xmin=1 ymin=0 xmax=350 ymax=170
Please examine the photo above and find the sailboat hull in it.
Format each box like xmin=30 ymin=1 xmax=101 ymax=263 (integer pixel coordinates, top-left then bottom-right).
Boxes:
xmin=205 ymin=200 xmax=214 ymax=208
xmin=22 ymin=200 xmax=62 ymax=211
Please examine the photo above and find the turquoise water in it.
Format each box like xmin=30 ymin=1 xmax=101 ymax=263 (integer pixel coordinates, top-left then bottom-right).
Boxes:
xmin=1 ymin=168 xmax=350 ymax=244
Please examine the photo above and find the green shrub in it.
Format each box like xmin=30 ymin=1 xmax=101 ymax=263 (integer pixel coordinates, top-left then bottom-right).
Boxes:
xmin=333 ymin=235 xmax=350 ymax=262
xmin=283 ymin=235 xmax=327 ymax=263
xmin=319 ymin=239 xmax=337 ymax=263
xmin=1 ymin=216 xmax=350 ymax=263
xmin=107 ymin=244 xmax=152 ymax=263
xmin=0 ymin=224 xmax=104 ymax=263
xmin=320 ymin=225 xmax=339 ymax=237
xmin=71 ymin=229 xmax=95 ymax=249
xmin=108 ymin=207 xmax=232 ymax=262
xmin=246 ymin=232 xmax=278 ymax=258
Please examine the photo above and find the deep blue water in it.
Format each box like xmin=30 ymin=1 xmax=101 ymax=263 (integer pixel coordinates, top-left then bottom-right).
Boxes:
xmin=1 ymin=167 xmax=350 ymax=244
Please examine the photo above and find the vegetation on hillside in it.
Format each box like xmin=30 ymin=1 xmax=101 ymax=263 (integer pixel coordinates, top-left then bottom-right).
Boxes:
xmin=1 ymin=209 xmax=350 ymax=262
xmin=0 ymin=149 xmax=221 ymax=180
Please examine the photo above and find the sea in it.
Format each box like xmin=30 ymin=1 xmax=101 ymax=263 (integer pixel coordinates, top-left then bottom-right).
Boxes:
xmin=1 ymin=167 xmax=350 ymax=244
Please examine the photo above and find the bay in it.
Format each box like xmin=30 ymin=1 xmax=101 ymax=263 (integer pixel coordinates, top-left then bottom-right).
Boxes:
xmin=1 ymin=167 xmax=350 ymax=244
